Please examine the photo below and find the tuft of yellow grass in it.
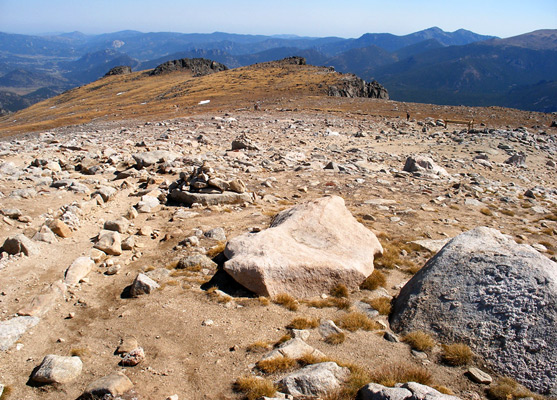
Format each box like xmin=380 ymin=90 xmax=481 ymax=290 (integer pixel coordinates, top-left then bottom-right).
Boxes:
xmin=360 ymin=270 xmax=387 ymax=290
xmin=233 ymin=375 xmax=277 ymax=400
xmin=402 ymin=331 xmax=435 ymax=352
xmin=487 ymin=377 xmax=544 ymax=400
xmin=369 ymin=362 xmax=432 ymax=387
xmin=256 ymin=356 xmax=297 ymax=374
xmin=246 ymin=341 xmax=272 ymax=353
xmin=441 ymin=343 xmax=473 ymax=366
xmin=336 ymin=312 xmax=381 ymax=332
xmin=363 ymin=297 xmax=392 ymax=315
xmin=325 ymin=332 xmax=346 ymax=345
xmin=273 ymin=293 xmax=299 ymax=311
xmin=286 ymin=317 xmax=319 ymax=330
xmin=330 ymin=283 xmax=349 ymax=298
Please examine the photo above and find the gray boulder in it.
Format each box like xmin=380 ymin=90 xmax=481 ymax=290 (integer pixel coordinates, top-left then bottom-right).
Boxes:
xmin=403 ymin=155 xmax=449 ymax=177
xmin=31 ymin=354 xmax=82 ymax=384
xmin=390 ymin=227 xmax=557 ymax=395
xmin=81 ymin=372 xmax=133 ymax=398
xmin=1 ymin=234 xmax=39 ymax=256
xmin=277 ymin=362 xmax=349 ymax=397
xmin=94 ymin=230 xmax=122 ymax=256
xmin=224 ymin=196 xmax=383 ymax=297
xmin=130 ymin=273 xmax=160 ymax=297
xmin=65 ymin=257 xmax=95 ymax=286
xmin=357 ymin=382 xmax=461 ymax=400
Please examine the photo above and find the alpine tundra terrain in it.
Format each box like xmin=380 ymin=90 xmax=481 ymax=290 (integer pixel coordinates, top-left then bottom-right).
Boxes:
xmin=0 ymin=58 xmax=556 ymax=400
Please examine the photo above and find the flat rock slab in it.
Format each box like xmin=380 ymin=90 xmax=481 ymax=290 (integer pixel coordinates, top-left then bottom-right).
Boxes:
xmin=224 ymin=196 xmax=383 ymax=297
xmin=0 ymin=316 xmax=40 ymax=351
xmin=18 ymin=281 xmax=66 ymax=317
xmin=261 ymin=338 xmax=325 ymax=362
xmin=169 ymin=189 xmax=253 ymax=206
xmin=65 ymin=257 xmax=95 ymax=286
xmin=357 ymin=382 xmax=461 ymax=400
xmin=277 ymin=362 xmax=349 ymax=397
xmin=32 ymin=354 xmax=82 ymax=384
xmin=390 ymin=227 xmax=557 ymax=396
xmin=82 ymin=372 xmax=133 ymax=398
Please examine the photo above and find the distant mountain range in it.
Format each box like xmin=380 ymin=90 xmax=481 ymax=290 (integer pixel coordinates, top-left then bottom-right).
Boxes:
xmin=0 ymin=27 xmax=556 ymax=114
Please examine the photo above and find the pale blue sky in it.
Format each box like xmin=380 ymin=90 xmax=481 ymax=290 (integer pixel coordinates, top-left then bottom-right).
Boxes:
xmin=0 ymin=0 xmax=555 ymax=38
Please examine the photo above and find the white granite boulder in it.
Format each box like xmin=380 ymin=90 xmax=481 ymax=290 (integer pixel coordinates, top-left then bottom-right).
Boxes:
xmin=224 ymin=196 xmax=383 ymax=297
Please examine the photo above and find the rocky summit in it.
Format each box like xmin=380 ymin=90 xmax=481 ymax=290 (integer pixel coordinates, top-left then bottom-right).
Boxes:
xmin=0 ymin=61 xmax=556 ymax=400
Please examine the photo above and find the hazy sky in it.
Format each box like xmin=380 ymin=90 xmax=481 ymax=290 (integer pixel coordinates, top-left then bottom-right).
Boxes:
xmin=1 ymin=0 xmax=555 ymax=38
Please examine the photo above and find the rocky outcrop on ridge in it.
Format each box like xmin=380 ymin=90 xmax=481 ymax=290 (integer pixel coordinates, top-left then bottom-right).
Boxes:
xmin=104 ymin=65 xmax=132 ymax=77
xmin=149 ymin=58 xmax=228 ymax=76
xmin=328 ymin=74 xmax=389 ymax=99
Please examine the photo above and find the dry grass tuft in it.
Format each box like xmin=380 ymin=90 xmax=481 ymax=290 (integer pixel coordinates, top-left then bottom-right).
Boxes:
xmin=273 ymin=293 xmax=299 ymax=311
xmin=275 ymin=334 xmax=292 ymax=346
xmin=233 ymin=375 xmax=277 ymax=400
xmin=330 ymin=283 xmax=349 ymax=298
xmin=369 ymin=362 xmax=432 ymax=386
xmin=258 ymin=296 xmax=270 ymax=306
xmin=256 ymin=356 xmax=297 ymax=374
xmin=296 ymin=353 xmax=331 ymax=367
xmin=360 ymin=270 xmax=387 ymax=291
xmin=402 ymin=331 xmax=435 ymax=352
xmin=441 ymin=343 xmax=473 ymax=366
xmin=336 ymin=312 xmax=381 ymax=332
xmin=480 ymin=207 xmax=493 ymax=216
xmin=487 ymin=377 xmax=544 ymax=400
xmin=246 ymin=341 xmax=272 ymax=353
xmin=206 ymin=242 xmax=226 ymax=258
xmin=286 ymin=317 xmax=320 ymax=330
xmin=364 ymin=297 xmax=392 ymax=315
xmin=331 ymin=297 xmax=352 ymax=310
xmin=433 ymin=386 xmax=455 ymax=395
xmin=325 ymin=332 xmax=346 ymax=345
xmin=324 ymin=362 xmax=373 ymax=400
xmin=70 ymin=347 xmax=91 ymax=359
xmin=0 ymin=385 xmax=13 ymax=399
xmin=374 ymin=239 xmax=427 ymax=271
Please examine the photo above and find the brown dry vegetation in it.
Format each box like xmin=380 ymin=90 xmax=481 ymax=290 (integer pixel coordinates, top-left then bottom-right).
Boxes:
xmin=402 ymin=331 xmax=436 ymax=352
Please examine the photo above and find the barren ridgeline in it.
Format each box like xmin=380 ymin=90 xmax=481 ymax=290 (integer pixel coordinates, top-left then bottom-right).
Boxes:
xmin=0 ymin=57 xmax=556 ymax=400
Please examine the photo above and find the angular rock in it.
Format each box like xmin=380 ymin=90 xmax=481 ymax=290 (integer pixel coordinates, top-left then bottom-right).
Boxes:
xmin=466 ymin=367 xmax=492 ymax=384
xmin=92 ymin=186 xmax=117 ymax=202
xmin=65 ymin=257 xmax=95 ymax=286
xmin=505 ymin=153 xmax=526 ymax=166
xmin=94 ymin=230 xmax=122 ymax=256
xmin=224 ymin=196 xmax=383 ymax=297
xmin=177 ymin=254 xmax=217 ymax=270
xmin=120 ymin=347 xmax=145 ymax=366
xmin=33 ymin=225 xmax=58 ymax=244
xmin=116 ymin=337 xmax=139 ymax=354
xmin=31 ymin=354 xmax=82 ymax=384
xmin=133 ymin=150 xmax=178 ymax=168
xmin=130 ymin=273 xmax=160 ymax=297
xmin=0 ymin=316 xmax=40 ymax=351
xmin=277 ymin=362 xmax=349 ymax=397
xmin=261 ymin=338 xmax=325 ymax=362
xmin=318 ymin=320 xmax=343 ymax=338
xmin=205 ymin=227 xmax=226 ymax=241
xmin=390 ymin=227 xmax=557 ymax=395
xmin=403 ymin=155 xmax=449 ymax=177
xmin=137 ymin=194 xmax=160 ymax=213
xmin=104 ymin=218 xmax=129 ymax=233
xmin=1 ymin=234 xmax=39 ymax=256
xmin=82 ymin=372 xmax=133 ymax=398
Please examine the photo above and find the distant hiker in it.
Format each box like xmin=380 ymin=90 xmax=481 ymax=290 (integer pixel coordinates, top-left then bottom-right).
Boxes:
xmin=406 ymin=112 xmax=410 ymax=121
